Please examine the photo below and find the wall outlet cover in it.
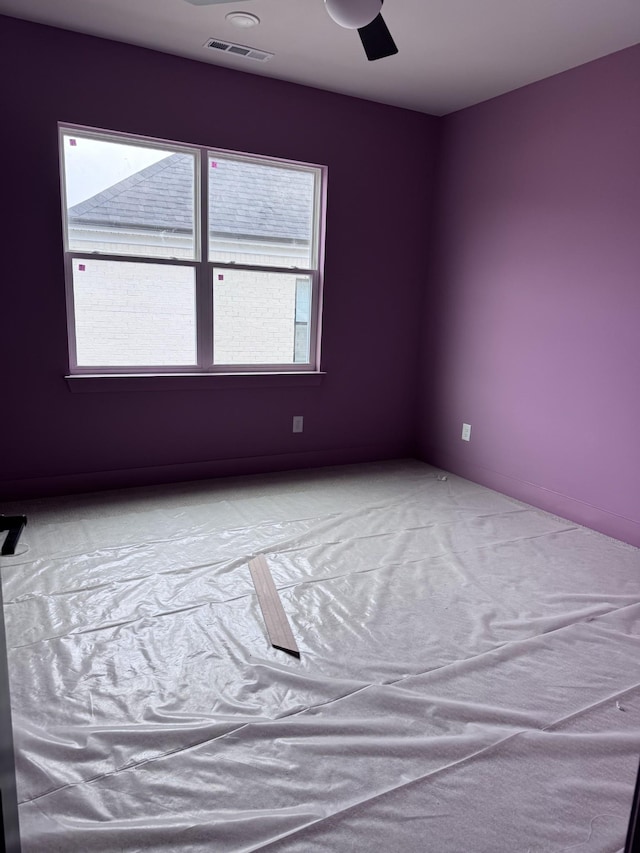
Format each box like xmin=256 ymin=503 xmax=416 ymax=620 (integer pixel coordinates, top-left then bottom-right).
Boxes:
xmin=462 ymin=423 xmax=471 ymax=441
xmin=292 ymin=416 xmax=304 ymax=433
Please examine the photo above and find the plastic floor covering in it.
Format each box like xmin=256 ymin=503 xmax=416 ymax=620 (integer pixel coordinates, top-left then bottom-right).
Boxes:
xmin=1 ymin=460 xmax=639 ymax=852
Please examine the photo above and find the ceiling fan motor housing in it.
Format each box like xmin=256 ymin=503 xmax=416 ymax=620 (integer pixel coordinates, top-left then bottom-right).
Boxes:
xmin=324 ymin=0 xmax=383 ymax=29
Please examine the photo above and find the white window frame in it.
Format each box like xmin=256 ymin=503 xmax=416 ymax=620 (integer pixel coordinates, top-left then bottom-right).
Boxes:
xmin=59 ymin=124 xmax=326 ymax=375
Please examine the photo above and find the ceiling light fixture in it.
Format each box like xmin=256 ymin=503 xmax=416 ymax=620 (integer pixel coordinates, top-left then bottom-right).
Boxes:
xmin=324 ymin=0 xmax=382 ymax=29
xmin=225 ymin=11 xmax=260 ymax=28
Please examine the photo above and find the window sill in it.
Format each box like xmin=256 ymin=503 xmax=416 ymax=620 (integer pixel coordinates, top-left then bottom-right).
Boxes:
xmin=65 ymin=372 xmax=326 ymax=393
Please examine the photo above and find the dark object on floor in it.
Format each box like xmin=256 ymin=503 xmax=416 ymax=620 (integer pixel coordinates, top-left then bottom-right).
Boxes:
xmin=0 ymin=579 xmax=21 ymax=853
xmin=0 ymin=517 xmax=27 ymax=557
xmin=625 ymin=757 xmax=640 ymax=853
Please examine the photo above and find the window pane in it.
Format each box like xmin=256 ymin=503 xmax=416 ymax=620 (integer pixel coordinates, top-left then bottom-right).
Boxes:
xmin=209 ymin=156 xmax=316 ymax=268
xmin=213 ymin=269 xmax=312 ymax=365
xmin=294 ymin=278 xmax=312 ymax=363
xmin=72 ymin=259 xmax=196 ymax=366
xmin=63 ymin=134 xmax=196 ymax=259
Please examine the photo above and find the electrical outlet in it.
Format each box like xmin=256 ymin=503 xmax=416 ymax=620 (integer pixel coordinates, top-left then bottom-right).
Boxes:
xmin=461 ymin=423 xmax=471 ymax=441
xmin=292 ymin=416 xmax=304 ymax=433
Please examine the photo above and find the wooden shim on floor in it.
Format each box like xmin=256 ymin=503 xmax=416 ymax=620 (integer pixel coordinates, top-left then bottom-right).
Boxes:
xmin=248 ymin=554 xmax=300 ymax=658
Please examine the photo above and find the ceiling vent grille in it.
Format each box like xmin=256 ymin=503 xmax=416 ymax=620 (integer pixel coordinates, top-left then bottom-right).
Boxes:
xmin=204 ymin=38 xmax=274 ymax=62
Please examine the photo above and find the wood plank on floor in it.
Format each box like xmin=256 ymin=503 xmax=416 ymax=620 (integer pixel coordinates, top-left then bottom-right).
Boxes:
xmin=248 ymin=554 xmax=300 ymax=658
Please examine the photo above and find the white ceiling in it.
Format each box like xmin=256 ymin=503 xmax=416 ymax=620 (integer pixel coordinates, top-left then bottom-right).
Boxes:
xmin=2 ymin=0 xmax=639 ymax=115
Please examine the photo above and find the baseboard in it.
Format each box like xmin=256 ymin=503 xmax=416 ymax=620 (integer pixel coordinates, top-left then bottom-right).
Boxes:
xmin=423 ymin=448 xmax=640 ymax=549
xmin=0 ymin=444 xmax=409 ymax=502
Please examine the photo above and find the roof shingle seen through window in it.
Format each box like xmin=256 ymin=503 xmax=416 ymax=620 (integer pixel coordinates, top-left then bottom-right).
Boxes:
xmin=68 ymin=153 xmax=314 ymax=242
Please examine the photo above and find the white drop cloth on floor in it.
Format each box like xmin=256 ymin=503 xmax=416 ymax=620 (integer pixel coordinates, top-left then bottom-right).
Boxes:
xmin=1 ymin=460 xmax=639 ymax=852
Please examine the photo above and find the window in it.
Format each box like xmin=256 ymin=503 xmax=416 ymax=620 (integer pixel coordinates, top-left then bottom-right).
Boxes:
xmin=60 ymin=126 xmax=325 ymax=374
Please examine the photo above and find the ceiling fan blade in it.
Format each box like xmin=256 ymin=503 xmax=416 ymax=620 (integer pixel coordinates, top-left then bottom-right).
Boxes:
xmin=184 ymin=0 xmax=245 ymax=5
xmin=357 ymin=13 xmax=397 ymax=60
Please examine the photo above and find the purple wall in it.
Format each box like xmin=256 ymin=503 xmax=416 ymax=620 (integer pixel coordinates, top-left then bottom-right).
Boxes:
xmin=0 ymin=16 xmax=438 ymax=498
xmin=2 ymin=16 xmax=638 ymax=548
xmin=420 ymin=44 xmax=640 ymax=546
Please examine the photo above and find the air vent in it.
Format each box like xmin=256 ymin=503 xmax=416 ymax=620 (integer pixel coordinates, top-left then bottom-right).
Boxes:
xmin=204 ymin=38 xmax=274 ymax=62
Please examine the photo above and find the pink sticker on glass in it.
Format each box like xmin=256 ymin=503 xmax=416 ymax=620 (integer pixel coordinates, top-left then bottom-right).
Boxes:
xmin=69 ymin=139 xmax=77 ymax=146
xmin=211 ymin=161 xmax=218 ymax=168
xmin=218 ymin=274 xmax=224 ymax=281
xmin=78 ymin=264 xmax=85 ymax=271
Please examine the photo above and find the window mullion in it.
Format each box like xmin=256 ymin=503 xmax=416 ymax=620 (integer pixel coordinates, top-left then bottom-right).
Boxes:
xmin=308 ymin=271 xmax=320 ymax=370
xmin=196 ymin=149 xmax=213 ymax=370
xmin=65 ymin=252 xmax=197 ymax=267
xmin=211 ymin=262 xmax=316 ymax=275
xmin=64 ymin=253 xmax=80 ymax=372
